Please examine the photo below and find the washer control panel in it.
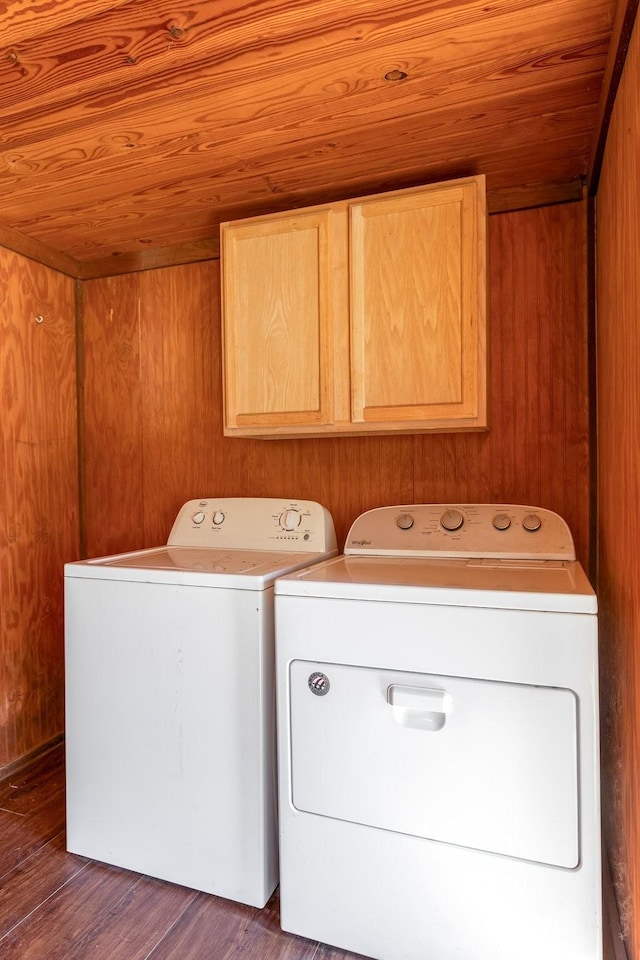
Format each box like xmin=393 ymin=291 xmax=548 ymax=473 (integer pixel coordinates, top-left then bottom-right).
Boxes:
xmin=345 ymin=504 xmax=575 ymax=561
xmin=167 ymin=498 xmax=337 ymax=552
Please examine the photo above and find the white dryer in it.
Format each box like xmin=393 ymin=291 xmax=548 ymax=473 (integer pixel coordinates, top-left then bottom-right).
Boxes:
xmin=65 ymin=497 xmax=336 ymax=908
xmin=275 ymin=503 xmax=600 ymax=960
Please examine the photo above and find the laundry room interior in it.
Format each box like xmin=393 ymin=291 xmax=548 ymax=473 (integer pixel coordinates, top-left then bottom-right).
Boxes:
xmin=0 ymin=1 xmax=639 ymax=959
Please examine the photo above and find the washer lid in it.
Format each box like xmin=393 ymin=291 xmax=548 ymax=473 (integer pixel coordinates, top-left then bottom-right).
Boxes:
xmin=274 ymin=554 xmax=597 ymax=613
xmin=65 ymin=546 xmax=335 ymax=589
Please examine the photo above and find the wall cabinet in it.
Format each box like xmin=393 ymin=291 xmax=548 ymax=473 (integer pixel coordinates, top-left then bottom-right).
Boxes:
xmin=221 ymin=176 xmax=488 ymax=438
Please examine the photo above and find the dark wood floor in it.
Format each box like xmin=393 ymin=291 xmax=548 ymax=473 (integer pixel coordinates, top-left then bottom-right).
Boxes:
xmin=0 ymin=744 xmax=360 ymax=960
xmin=0 ymin=744 xmax=621 ymax=960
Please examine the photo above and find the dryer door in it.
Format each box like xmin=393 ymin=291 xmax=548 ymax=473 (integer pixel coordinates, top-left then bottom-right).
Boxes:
xmin=288 ymin=660 xmax=579 ymax=868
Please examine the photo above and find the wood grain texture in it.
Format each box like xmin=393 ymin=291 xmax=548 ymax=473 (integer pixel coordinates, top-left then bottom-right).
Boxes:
xmin=595 ymin=8 xmax=640 ymax=955
xmin=222 ymin=212 xmax=334 ymax=428
xmin=351 ymin=179 xmax=486 ymax=428
xmin=0 ymin=745 xmax=369 ymax=960
xmin=0 ymin=0 xmax=134 ymax=47
xmin=82 ymin=264 xmax=219 ymax=554
xmin=77 ymin=238 xmax=221 ymax=280
xmin=0 ymin=863 xmax=191 ymax=960
xmin=0 ymin=250 xmax=79 ymax=770
xmin=0 ymin=223 xmax=79 ymax=277
xmin=0 ymin=0 xmax=616 ymax=261
xmin=588 ymin=0 xmax=640 ymax=190
xmin=412 ymin=202 xmax=589 ymax=564
xmin=146 ymin=890 xmax=316 ymax=960
xmin=81 ymin=202 xmax=590 ymax=567
xmin=222 ymin=178 xmax=487 ymax=437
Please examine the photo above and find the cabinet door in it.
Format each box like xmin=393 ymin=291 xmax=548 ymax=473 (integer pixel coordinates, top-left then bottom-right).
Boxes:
xmin=350 ymin=178 xmax=487 ymax=431
xmin=222 ymin=210 xmax=343 ymax=434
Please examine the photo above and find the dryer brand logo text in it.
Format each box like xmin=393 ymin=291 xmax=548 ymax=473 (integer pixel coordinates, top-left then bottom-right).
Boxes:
xmin=351 ymin=539 xmax=371 ymax=546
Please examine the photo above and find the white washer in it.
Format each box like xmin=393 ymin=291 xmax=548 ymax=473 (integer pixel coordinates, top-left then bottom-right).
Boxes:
xmin=65 ymin=497 xmax=336 ymax=908
xmin=275 ymin=503 xmax=600 ymax=960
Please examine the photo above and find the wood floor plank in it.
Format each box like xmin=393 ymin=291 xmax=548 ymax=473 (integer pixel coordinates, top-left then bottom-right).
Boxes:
xmin=146 ymin=889 xmax=319 ymax=960
xmin=39 ymin=872 xmax=198 ymax=960
xmin=0 ymin=793 xmax=65 ymax=878
xmin=0 ymin=861 xmax=143 ymax=958
xmin=0 ymin=833 xmax=88 ymax=937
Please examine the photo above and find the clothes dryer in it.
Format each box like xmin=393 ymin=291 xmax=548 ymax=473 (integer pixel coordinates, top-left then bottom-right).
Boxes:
xmin=275 ymin=503 xmax=600 ymax=960
xmin=65 ymin=497 xmax=336 ymax=908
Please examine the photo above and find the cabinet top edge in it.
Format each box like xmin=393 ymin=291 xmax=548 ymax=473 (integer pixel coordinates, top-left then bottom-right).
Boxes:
xmin=220 ymin=175 xmax=486 ymax=230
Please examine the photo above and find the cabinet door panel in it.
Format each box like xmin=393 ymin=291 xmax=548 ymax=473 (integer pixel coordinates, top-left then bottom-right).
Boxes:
xmin=222 ymin=212 xmax=335 ymax=431
xmin=350 ymin=180 xmax=486 ymax=429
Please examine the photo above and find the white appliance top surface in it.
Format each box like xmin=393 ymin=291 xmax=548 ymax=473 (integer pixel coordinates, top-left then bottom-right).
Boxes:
xmin=65 ymin=497 xmax=337 ymax=589
xmin=275 ymin=504 xmax=596 ymax=613
xmin=66 ymin=545 xmax=331 ymax=589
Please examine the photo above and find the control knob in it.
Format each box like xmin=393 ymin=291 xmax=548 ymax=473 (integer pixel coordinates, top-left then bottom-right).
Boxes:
xmin=440 ymin=508 xmax=464 ymax=532
xmin=522 ymin=513 xmax=542 ymax=532
xmin=396 ymin=513 xmax=414 ymax=530
xmin=212 ymin=511 xmax=225 ymax=525
xmin=280 ymin=508 xmax=302 ymax=531
xmin=492 ymin=513 xmax=511 ymax=531
xmin=192 ymin=512 xmax=206 ymax=525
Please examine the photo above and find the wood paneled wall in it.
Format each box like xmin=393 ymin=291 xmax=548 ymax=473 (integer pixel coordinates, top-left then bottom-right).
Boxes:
xmin=81 ymin=202 xmax=590 ymax=570
xmin=0 ymin=249 xmax=78 ymax=769
xmin=596 ymin=9 xmax=640 ymax=955
xmin=0 ymin=199 xmax=589 ymax=776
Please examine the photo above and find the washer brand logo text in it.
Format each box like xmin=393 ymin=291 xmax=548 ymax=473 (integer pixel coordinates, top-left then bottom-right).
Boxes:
xmin=351 ymin=539 xmax=371 ymax=546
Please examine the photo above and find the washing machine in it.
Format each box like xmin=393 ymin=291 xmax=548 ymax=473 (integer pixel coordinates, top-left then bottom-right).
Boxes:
xmin=65 ymin=497 xmax=336 ymax=908
xmin=275 ymin=503 xmax=600 ymax=960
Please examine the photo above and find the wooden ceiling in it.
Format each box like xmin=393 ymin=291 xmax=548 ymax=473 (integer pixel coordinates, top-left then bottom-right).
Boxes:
xmin=0 ymin=0 xmax=624 ymax=276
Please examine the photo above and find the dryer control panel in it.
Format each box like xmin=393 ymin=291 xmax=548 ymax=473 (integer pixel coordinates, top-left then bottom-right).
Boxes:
xmin=167 ymin=498 xmax=337 ymax=552
xmin=345 ymin=504 xmax=575 ymax=561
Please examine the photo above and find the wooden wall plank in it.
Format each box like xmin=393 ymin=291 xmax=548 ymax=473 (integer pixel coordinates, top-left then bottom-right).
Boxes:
xmin=81 ymin=202 xmax=590 ymax=566
xmin=411 ymin=203 xmax=589 ymax=565
xmin=595 ymin=8 xmax=640 ymax=953
xmin=138 ymin=264 xmax=219 ymax=544
xmin=81 ymin=276 xmax=145 ymax=555
xmin=0 ymin=250 xmax=78 ymax=768
xmin=82 ymin=264 xmax=220 ymax=555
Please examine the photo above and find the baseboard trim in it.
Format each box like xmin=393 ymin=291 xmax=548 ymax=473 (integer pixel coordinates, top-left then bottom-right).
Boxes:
xmin=0 ymin=734 xmax=64 ymax=784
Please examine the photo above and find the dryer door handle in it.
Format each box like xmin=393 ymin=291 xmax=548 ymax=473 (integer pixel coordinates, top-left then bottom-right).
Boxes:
xmin=387 ymin=684 xmax=451 ymax=731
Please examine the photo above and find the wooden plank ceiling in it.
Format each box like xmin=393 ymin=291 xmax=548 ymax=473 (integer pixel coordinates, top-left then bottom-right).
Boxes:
xmin=0 ymin=0 xmax=618 ymax=274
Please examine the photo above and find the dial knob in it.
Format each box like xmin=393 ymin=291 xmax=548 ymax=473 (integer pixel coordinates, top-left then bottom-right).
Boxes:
xmin=440 ymin=508 xmax=464 ymax=532
xmin=192 ymin=511 xmax=206 ymax=525
xmin=492 ymin=513 xmax=511 ymax=531
xmin=522 ymin=513 xmax=542 ymax=532
xmin=280 ymin=509 xmax=301 ymax=531
xmin=396 ymin=513 xmax=414 ymax=530
xmin=212 ymin=511 xmax=225 ymax=525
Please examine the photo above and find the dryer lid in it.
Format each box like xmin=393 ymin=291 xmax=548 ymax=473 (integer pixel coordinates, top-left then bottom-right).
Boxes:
xmin=274 ymin=553 xmax=597 ymax=614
